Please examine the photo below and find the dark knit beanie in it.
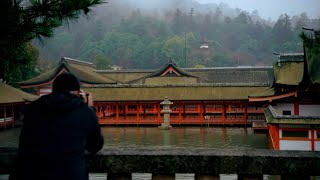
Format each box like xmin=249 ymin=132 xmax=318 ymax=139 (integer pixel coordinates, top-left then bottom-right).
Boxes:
xmin=52 ymin=73 xmax=80 ymax=92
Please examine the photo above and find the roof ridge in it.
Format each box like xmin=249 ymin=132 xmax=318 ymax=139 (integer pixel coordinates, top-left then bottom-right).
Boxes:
xmin=86 ymin=83 xmax=270 ymax=88
xmin=184 ymin=66 xmax=273 ymax=70
xmin=62 ymin=57 xmax=95 ymax=68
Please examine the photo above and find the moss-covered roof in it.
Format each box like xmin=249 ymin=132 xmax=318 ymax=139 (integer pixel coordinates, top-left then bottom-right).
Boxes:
xmin=149 ymin=62 xmax=197 ymax=78
xmin=82 ymin=84 xmax=270 ymax=101
xmin=0 ymin=81 xmax=38 ymax=104
xmin=96 ymin=66 xmax=274 ymax=86
xmin=248 ymin=87 xmax=276 ymax=98
xmin=265 ymin=106 xmax=320 ymax=125
xmin=186 ymin=66 xmax=273 ymax=85
xmin=273 ymin=61 xmax=304 ymax=85
xmin=96 ymin=64 xmax=274 ymax=86
xmin=144 ymin=77 xmax=198 ymax=85
xmin=19 ymin=57 xmax=116 ymax=87
xmin=127 ymin=63 xmax=200 ymax=84
xmin=97 ymin=71 xmax=153 ymax=83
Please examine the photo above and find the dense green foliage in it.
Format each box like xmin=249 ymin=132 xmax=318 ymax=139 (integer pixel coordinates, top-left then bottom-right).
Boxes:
xmin=38 ymin=2 xmax=320 ymax=70
xmin=0 ymin=0 xmax=104 ymax=84
xmin=2 ymin=0 xmax=320 ymax=84
xmin=300 ymin=31 xmax=320 ymax=84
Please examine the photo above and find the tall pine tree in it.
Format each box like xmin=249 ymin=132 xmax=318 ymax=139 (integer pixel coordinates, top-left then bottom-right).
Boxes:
xmin=0 ymin=0 xmax=104 ymax=83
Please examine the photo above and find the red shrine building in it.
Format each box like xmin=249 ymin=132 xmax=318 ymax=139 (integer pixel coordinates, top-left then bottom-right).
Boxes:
xmin=0 ymin=79 xmax=37 ymax=128
xmin=249 ymin=30 xmax=320 ymax=151
xmin=18 ymin=30 xmax=320 ymax=151
xmin=19 ymin=57 xmax=273 ymax=126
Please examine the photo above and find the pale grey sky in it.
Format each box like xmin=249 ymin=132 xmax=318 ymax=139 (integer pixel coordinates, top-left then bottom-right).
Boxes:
xmin=195 ymin=0 xmax=320 ymax=20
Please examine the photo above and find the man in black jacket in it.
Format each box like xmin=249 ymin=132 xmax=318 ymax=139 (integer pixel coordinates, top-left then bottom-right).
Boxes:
xmin=14 ymin=73 xmax=104 ymax=180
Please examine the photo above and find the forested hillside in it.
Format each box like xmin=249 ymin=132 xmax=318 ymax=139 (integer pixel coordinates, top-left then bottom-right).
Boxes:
xmin=36 ymin=0 xmax=320 ymax=69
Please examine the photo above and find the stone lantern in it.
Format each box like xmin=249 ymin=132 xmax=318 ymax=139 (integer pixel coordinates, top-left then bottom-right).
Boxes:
xmin=159 ymin=96 xmax=173 ymax=130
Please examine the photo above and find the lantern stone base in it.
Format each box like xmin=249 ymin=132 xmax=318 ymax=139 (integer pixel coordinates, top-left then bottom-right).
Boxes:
xmin=158 ymin=123 xmax=172 ymax=130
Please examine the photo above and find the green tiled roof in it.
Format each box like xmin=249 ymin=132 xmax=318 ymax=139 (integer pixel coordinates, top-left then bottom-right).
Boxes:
xmin=273 ymin=61 xmax=304 ymax=85
xmin=83 ymin=85 xmax=270 ymax=101
xmin=0 ymin=81 xmax=38 ymax=104
xmin=19 ymin=57 xmax=116 ymax=86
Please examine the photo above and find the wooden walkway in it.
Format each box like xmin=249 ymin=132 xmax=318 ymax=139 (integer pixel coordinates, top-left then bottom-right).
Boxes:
xmin=252 ymin=121 xmax=268 ymax=131
xmin=98 ymin=116 xmax=252 ymax=125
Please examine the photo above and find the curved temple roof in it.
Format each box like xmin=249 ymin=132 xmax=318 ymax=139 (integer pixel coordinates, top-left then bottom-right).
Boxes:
xmin=19 ymin=57 xmax=117 ymax=87
xmin=0 ymin=80 xmax=38 ymax=104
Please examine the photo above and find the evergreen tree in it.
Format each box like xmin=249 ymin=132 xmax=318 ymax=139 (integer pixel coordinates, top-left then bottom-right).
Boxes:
xmin=0 ymin=0 xmax=104 ymax=83
xmin=272 ymin=14 xmax=294 ymax=44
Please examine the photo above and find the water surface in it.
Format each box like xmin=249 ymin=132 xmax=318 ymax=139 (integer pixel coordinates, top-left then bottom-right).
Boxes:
xmin=0 ymin=127 xmax=268 ymax=149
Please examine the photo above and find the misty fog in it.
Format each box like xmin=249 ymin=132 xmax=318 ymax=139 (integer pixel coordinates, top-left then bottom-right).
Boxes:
xmin=35 ymin=0 xmax=320 ymax=70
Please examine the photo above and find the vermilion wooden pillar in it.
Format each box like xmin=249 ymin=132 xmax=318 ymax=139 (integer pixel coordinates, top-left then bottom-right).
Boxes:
xmin=143 ymin=104 xmax=146 ymax=118
xmin=157 ymin=103 xmax=161 ymax=124
xmin=115 ymin=103 xmax=119 ymax=124
xmin=136 ymin=103 xmax=140 ymax=124
xmin=199 ymin=104 xmax=203 ymax=124
xmin=122 ymin=105 xmax=126 ymax=118
xmin=153 ymin=104 xmax=157 ymax=113
xmin=269 ymin=124 xmax=280 ymax=150
xmin=311 ymin=129 xmax=315 ymax=151
xmin=222 ymin=104 xmax=226 ymax=123
xmin=178 ymin=102 xmax=182 ymax=124
xmin=244 ymin=103 xmax=248 ymax=123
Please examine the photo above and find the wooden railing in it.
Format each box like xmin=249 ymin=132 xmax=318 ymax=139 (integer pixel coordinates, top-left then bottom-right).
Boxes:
xmin=0 ymin=147 xmax=319 ymax=180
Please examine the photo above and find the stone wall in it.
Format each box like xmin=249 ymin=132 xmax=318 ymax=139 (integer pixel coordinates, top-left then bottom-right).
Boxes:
xmin=1 ymin=147 xmax=320 ymax=179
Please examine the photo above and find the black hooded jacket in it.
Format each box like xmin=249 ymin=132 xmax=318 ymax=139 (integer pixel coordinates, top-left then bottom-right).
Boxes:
xmin=14 ymin=91 xmax=104 ymax=180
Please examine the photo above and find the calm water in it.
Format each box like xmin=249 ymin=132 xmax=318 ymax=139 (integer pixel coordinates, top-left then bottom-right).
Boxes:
xmin=0 ymin=127 xmax=270 ymax=180
xmin=0 ymin=127 xmax=268 ymax=149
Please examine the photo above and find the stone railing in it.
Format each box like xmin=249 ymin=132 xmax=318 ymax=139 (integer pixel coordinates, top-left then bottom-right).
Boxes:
xmin=0 ymin=147 xmax=319 ymax=180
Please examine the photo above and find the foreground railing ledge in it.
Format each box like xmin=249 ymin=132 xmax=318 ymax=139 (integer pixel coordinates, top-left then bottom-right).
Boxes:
xmin=1 ymin=147 xmax=320 ymax=179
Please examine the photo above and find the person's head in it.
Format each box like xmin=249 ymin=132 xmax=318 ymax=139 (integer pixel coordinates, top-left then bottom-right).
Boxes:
xmin=52 ymin=73 xmax=81 ymax=95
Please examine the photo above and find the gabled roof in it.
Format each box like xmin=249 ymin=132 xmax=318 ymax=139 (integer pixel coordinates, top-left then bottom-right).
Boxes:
xmin=0 ymin=80 xmax=38 ymax=104
xmin=19 ymin=57 xmax=117 ymax=87
xmin=149 ymin=62 xmax=196 ymax=78
xmin=127 ymin=62 xmax=199 ymax=84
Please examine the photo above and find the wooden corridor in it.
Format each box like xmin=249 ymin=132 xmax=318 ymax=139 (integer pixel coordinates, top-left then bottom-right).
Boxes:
xmin=94 ymin=101 xmax=266 ymax=126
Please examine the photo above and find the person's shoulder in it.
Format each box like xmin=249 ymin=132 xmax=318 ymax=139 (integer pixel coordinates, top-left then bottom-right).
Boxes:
xmin=88 ymin=106 xmax=97 ymax=113
xmin=78 ymin=104 xmax=96 ymax=115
